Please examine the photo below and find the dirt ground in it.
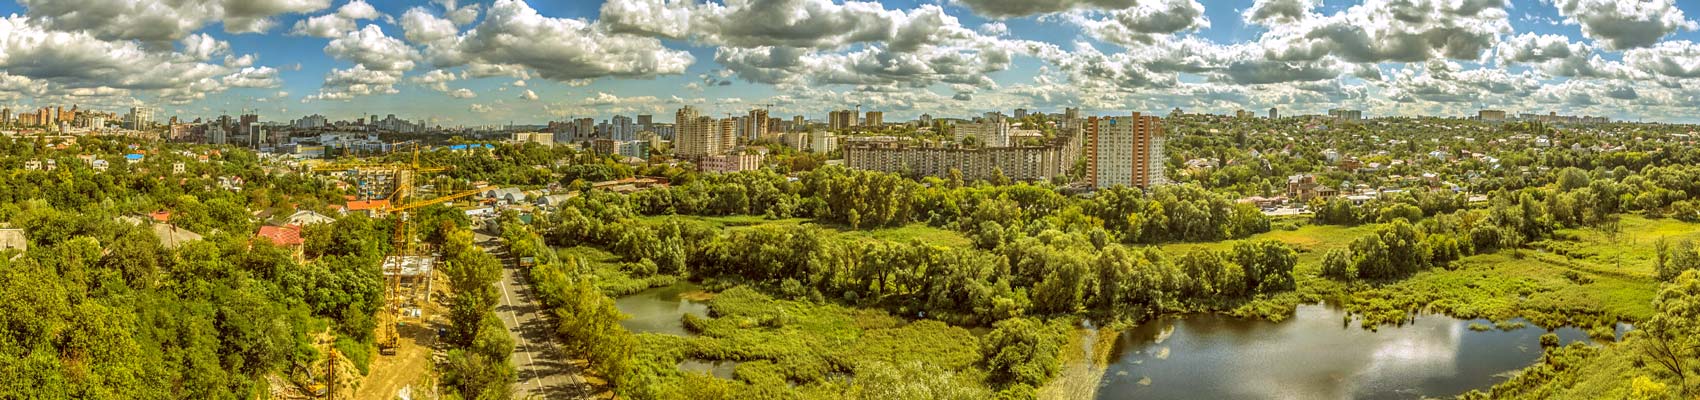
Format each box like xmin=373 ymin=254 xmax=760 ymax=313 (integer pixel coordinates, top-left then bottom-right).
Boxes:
xmin=353 ymin=270 xmax=451 ymax=400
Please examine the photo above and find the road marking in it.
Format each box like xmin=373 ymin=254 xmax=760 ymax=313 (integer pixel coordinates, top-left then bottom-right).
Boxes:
xmin=483 ymin=232 xmax=578 ymax=399
xmin=496 ymin=255 xmax=539 ymax=391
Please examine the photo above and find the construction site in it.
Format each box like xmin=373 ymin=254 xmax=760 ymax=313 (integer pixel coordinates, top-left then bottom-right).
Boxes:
xmin=270 ymin=145 xmax=488 ymax=400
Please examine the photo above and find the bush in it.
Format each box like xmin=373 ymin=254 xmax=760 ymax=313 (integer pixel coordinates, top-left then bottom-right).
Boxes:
xmin=1587 ymin=325 xmax=1616 ymax=343
xmin=333 ymin=336 xmax=371 ymax=375
xmin=980 ymin=318 xmax=1068 ymax=389
xmin=1321 ymin=248 xmax=1354 ymax=280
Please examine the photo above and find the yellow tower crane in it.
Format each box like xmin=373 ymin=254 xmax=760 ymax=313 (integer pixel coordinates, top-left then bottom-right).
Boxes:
xmin=311 ymin=144 xmax=495 ymax=355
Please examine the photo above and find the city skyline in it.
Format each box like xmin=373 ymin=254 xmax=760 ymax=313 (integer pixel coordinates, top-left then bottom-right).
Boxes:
xmin=2 ymin=0 xmax=1700 ymax=125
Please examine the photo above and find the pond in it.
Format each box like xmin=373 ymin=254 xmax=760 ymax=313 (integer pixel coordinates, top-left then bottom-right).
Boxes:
xmin=615 ymin=282 xmax=740 ymax=380
xmin=613 ymin=282 xmax=711 ymax=336
xmin=1095 ymin=305 xmax=1619 ymax=400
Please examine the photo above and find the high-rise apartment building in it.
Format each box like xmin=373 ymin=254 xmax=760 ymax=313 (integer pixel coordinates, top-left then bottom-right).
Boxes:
xmin=675 ymin=106 xmax=710 ymax=157
xmin=746 ymin=109 xmax=769 ymax=141
xmin=829 ymin=110 xmax=855 ymax=131
xmin=1086 ymin=112 xmax=1166 ymax=189
xmin=126 ymin=107 xmax=154 ymax=130
xmin=1268 ymin=107 xmax=1279 ymax=120
xmin=295 ymin=114 xmax=328 ymax=129
xmin=611 ymin=115 xmax=635 ymax=140
xmin=673 ymin=106 xmax=736 ymax=158
xmin=955 ymin=112 xmax=1011 ymax=147
xmin=573 ymin=118 xmax=594 ymax=140
xmin=1328 ymin=109 xmax=1362 ymax=121
xmin=717 ymin=118 xmax=737 ymax=153
xmin=865 ymin=111 xmax=883 ymax=127
xmin=637 ymin=114 xmax=653 ymax=132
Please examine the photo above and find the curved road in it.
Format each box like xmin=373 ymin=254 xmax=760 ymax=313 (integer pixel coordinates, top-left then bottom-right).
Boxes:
xmin=476 ymin=231 xmax=588 ymax=399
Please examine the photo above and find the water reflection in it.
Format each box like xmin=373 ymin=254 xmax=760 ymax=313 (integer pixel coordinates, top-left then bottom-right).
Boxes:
xmin=613 ymin=282 xmax=710 ymax=336
xmin=679 ymin=359 xmax=739 ymax=379
xmin=1097 ymin=305 xmax=1605 ymax=400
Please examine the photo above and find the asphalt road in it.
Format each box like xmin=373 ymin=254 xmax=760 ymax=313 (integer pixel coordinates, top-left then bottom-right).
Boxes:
xmin=476 ymin=231 xmax=586 ymax=399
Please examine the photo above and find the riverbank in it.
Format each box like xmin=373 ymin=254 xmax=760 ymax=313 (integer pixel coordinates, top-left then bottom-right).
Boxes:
xmin=581 ymin=213 xmax=1681 ymax=398
xmin=1038 ymin=321 xmax=1121 ymax=400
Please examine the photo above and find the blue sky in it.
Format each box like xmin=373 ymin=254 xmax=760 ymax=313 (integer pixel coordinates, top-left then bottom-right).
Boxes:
xmin=2 ymin=0 xmax=1700 ymax=126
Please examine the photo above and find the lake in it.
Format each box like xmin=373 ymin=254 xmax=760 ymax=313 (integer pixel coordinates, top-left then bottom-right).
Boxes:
xmin=1095 ymin=304 xmax=1613 ymax=400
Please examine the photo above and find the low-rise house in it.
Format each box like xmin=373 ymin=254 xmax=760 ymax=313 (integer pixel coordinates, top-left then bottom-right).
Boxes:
xmin=536 ymin=194 xmax=576 ymax=208
xmin=465 ymin=207 xmax=496 ymax=219
xmin=152 ymin=224 xmax=204 ymax=250
xmin=255 ymin=225 xmax=306 ymax=261
xmin=347 ymin=200 xmax=391 ymax=217
xmin=149 ymin=210 xmax=172 ymax=224
xmin=285 ymin=210 xmax=335 ymax=226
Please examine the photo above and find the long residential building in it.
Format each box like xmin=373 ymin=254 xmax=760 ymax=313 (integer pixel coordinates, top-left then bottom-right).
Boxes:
xmin=844 ymin=129 xmax=1083 ymax=182
xmin=1086 ymin=112 xmax=1166 ymax=189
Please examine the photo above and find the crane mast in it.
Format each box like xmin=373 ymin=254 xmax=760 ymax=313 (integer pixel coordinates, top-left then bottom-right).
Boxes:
xmin=310 ymin=143 xmax=493 ymax=356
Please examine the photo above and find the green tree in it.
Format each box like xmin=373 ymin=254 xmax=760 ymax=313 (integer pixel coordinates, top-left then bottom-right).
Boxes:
xmin=980 ymin=318 xmax=1068 ymax=389
xmin=1638 ymin=270 xmax=1700 ymax=396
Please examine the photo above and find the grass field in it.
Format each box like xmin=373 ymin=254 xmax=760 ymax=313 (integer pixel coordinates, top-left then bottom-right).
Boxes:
xmin=1341 ymin=251 xmax=1657 ymax=328
xmin=1544 ymin=215 xmax=1700 ymax=279
xmin=1159 ymin=223 xmax=1379 ymax=275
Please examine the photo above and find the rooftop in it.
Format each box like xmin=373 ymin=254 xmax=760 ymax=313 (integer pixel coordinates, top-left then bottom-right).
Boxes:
xmin=347 ymin=199 xmax=391 ymax=211
xmin=382 ymin=255 xmax=435 ymax=277
xmin=255 ymin=225 xmax=304 ymax=246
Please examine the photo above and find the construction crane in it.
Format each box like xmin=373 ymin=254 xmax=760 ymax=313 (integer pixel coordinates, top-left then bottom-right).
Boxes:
xmin=312 ymin=144 xmax=490 ymax=356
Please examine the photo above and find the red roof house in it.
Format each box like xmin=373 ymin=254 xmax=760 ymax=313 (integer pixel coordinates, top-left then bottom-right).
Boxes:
xmin=256 ymin=225 xmax=304 ymax=246
xmin=255 ymin=225 xmax=306 ymax=261
xmin=346 ymin=200 xmax=391 ymax=216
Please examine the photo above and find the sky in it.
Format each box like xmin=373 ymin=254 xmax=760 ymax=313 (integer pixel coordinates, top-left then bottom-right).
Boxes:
xmin=2 ymin=0 xmax=1700 ymax=127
